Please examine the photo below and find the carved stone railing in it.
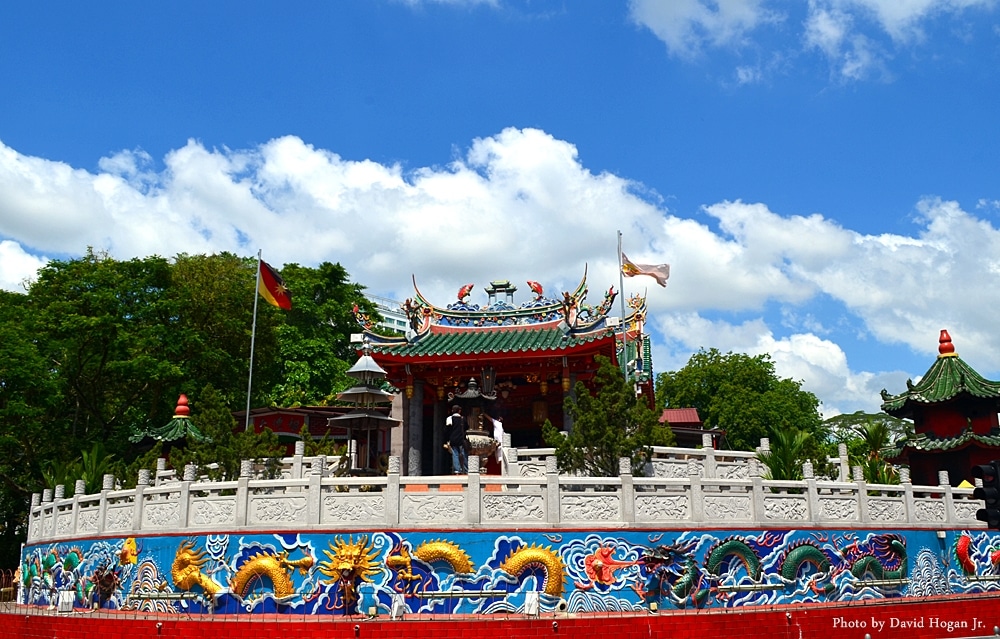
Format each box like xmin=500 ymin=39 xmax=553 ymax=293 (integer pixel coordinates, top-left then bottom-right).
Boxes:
xmin=26 ymin=441 xmax=984 ymax=544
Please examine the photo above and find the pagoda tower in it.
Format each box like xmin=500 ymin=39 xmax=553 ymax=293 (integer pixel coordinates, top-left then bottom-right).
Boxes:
xmin=881 ymin=329 xmax=1000 ymax=486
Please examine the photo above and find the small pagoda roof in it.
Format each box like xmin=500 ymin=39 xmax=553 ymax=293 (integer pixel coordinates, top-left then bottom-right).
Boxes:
xmin=885 ymin=428 xmax=1000 ymax=458
xmin=370 ymin=325 xmax=615 ymax=362
xmin=880 ymin=330 xmax=1000 ymax=417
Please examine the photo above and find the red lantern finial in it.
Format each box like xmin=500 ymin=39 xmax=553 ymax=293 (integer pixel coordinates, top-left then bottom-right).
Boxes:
xmin=174 ymin=394 xmax=191 ymax=418
xmin=938 ymin=329 xmax=955 ymax=356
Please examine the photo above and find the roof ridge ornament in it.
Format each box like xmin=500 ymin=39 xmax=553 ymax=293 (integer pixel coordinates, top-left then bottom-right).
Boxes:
xmin=939 ymin=329 xmax=957 ymax=357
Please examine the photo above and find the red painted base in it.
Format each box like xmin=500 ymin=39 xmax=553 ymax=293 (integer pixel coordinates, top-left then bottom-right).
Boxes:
xmin=4 ymin=594 xmax=1000 ymax=639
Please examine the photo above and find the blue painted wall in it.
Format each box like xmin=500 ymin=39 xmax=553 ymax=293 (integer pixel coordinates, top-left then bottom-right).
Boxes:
xmin=18 ymin=527 xmax=1000 ymax=616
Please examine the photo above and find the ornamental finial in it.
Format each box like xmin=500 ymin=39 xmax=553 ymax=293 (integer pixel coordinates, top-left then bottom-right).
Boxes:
xmin=174 ymin=394 xmax=190 ymax=418
xmin=939 ymin=329 xmax=955 ymax=356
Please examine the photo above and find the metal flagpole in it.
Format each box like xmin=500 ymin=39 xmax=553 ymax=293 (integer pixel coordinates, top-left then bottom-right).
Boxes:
xmin=617 ymin=230 xmax=628 ymax=379
xmin=245 ymin=249 xmax=263 ymax=431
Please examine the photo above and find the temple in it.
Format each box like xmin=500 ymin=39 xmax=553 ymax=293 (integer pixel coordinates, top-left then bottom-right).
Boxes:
xmin=355 ymin=271 xmax=652 ymax=475
xmin=882 ymin=329 xmax=1000 ymax=486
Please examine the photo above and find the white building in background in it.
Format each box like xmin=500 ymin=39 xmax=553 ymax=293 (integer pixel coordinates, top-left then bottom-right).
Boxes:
xmin=365 ymin=294 xmax=410 ymax=336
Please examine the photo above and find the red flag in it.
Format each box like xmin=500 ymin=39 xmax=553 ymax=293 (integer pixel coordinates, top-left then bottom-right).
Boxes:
xmin=621 ymin=253 xmax=670 ymax=287
xmin=258 ymin=260 xmax=292 ymax=310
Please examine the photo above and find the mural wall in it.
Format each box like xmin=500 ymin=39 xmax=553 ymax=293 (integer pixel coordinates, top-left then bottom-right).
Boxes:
xmin=18 ymin=527 xmax=1000 ymax=616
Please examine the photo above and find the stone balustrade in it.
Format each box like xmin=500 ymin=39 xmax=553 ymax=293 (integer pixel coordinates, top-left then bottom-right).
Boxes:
xmin=27 ymin=441 xmax=983 ymax=543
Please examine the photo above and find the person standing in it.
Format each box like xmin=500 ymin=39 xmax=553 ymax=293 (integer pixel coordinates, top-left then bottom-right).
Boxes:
xmin=491 ymin=414 xmax=505 ymax=472
xmin=447 ymin=405 xmax=468 ymax=474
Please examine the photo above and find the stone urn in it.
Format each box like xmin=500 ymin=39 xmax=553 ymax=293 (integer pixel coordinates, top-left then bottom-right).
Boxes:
xmin=465 ymin=429 xmax=499 ymax=458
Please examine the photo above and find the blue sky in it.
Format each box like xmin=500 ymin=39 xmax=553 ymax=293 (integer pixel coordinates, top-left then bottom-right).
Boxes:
xmin=2 ymin=0 xmax=1000 ymax=417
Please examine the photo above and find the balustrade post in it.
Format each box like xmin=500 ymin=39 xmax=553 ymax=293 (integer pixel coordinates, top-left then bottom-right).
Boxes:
xmin=178 ymin=465 xmax=195 ymax=530
xmin=853 ymin=466 xmax=870 ymax=524
xmin=293 ymin=440 xmax=306 ymax=480
xmin=750 ymin=459 xmax=766 ymax=525
xmin=307 ymin=455 xmax=323 ymax=525
xmin=70 ymin=480 xmax=86 ymax=538
xmin=898 ymin=467 xmax=915 ymax=524
xmin=701 ymin=433 xmax=717 ymax=479
xmin=619 ymin=457 xmax=635 ymax=523
xmin=54 ymin=485 xmax=65 ymax=500
xmin=803 ymin=461 xmax=820 ymax=524
xmin=386 ymin=456 xmax=401 ymax=526
xmin=467 ymin=455 xmax=481 ymax=524
xmin=235 ymin=459 xmax=252 ymax=527
xmin=940 ymin=470 xmax=957 ymax=524
xmin=132 ymin=470 xmax=149 ymax=533
xmin=156 ymin=457 xmax=167 ymax=486
xmin=97 ymin=474 xmax=114 ymax=536
xmin=689 ymin=459 xmax=704 ymax=524
xmin=838 ymin=443 xmax=850 ymax=482
xmin=546 ymin=455 xmax=560 ymax=524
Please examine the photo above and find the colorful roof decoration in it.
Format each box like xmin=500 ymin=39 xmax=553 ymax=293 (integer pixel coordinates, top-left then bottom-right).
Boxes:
xmin=370 ymin=326 xmax=614 ymax=361
xmin=880 ymin=329 xmax=1000 ymax=416
xmin=884 ymin=428 xmax=1000 ymax=458
xmin=129 ymin=394 xmax=210 ymax=443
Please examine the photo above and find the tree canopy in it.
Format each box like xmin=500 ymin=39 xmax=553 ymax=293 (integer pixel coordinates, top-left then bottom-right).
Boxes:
xmin=543 ymin=355 xmax=674 ymax=477
xmin=0 ymin=250 xmax=376 ymax=567
xmin=655 ymin=348 xmax=826 ymax=456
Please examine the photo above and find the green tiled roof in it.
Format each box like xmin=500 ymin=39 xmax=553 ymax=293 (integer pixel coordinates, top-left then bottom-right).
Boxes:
xmin=880 ymin=353 xmax=1000 ymax=415
xmin=885 ymin=428 xmax=1000 ymax=458
xmin=371 ymin=327 xmax=612 ymax=359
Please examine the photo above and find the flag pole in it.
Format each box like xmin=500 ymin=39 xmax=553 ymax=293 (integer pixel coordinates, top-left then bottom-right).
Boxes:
xmin=617 ymin=230 xmax=628 ymax=379
xmin=246 ymin=249 xmax=263 ymax=431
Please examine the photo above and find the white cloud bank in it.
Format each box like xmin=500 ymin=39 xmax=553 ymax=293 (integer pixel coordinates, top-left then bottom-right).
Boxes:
xmin=0 ymin=129 xmax=997 ymax=416
xmin=629 ymin=0 xmax=996 ymax=82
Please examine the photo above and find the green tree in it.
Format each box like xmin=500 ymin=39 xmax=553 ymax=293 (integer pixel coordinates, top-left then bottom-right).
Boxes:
xmin=266 ymin=262 xmax=378 ymax=407
xmin=24 ymin=248 xmax=179 ymax=451
xmin=655 ymin=348 xmax=826 ymax=458
xmin=825 ymin=412 xmax=908 ymax=484
xmin=169 ymin=384 xmax=285 ymax=481
xmin=756 ymin=428 xmax=812 ymax=481
xmin=543 ymin=355 xmax=674 ymax=477
xmin=168 ymin=253 xmax=281 ymax=411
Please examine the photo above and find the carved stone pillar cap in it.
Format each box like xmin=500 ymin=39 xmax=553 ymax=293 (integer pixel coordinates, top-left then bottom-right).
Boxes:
xmin=137 ymin=469 xmax=151 ymax=486
xmin=619 ymin=457 xmax=632 ymax=476
xmin=183 ymin=464 xmax=197 ymax=482
xmin=294 ymin=440 xmax=306 ymax=456
xmin=74 ymin=479 xmax=87 ymax=495
xmin=54 ymin=485 xmax=65 ymax=500
xmin=469 ymin=454 xmax=480 ymax=474
xmin=102 ymin=474 xmax=115 ymax=491
xmin=42 ymin=489 xmax=52 ymax=503
xmin=545 ymin=456 xmax=558 ymax=474
xmin=388 ymin=455 xmax=401 ymax=475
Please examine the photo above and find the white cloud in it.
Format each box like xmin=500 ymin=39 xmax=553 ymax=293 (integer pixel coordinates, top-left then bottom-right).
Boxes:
xmin=3 ymin=131 xmax=1000 ymax=416
xmin=632 ymin=0 xmax=996 ymax=82
xmin=0 ymin=240 xmax=47 ymax=292
xmin=629 ymin=0 xmax=780 ymax=58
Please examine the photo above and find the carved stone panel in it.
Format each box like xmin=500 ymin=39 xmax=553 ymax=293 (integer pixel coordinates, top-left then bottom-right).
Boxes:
xmin=819 ymin=498 xmax=857 ymax=520
xmin=763 ymin=496 xmax=808 ymax=520
xmin=868 ymin=499 xmax=905 ymax=522
xmin=402 ymin=495 xmax=464 ymax=523
xmin=42 ymin=515 xmax=53 ymax=537
xmin=482 ymin=494 xmax=546 ymax=521
xmin=142 ymin=502 xmax=181 ymax=528
xmin=954 ymin=500 xmax=981 ymax=521
xmin=914 ymin=499 xmax=946 ymax=522
xmin=105 ymin=506 xmax=134 ymax=531
xmin=704 ymin=495 xmax=751 ymax=520
xmin=249 ymin=497 xmax=307 ymax=524
xmin=717 ymin=464 xmax=750 ymax=480
xmin=77 ymin=510 xmax=99 ymax=533
xmin=323 ymin=495 xmax=385 ymax=523
xmin=519 ymin=462 xmax=546 ymax=478
xmin=191 ymin=499 xmax=236 ymax=526
xmin=653 ymin=462 xmax=689 ymax=479
xmin=561 ymin=495 xmax=620 ymax=521
xmin=56 ymin=514 xmax=73 ymax=535
xmin=635 ymin=495 xmax=689 ymax=521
